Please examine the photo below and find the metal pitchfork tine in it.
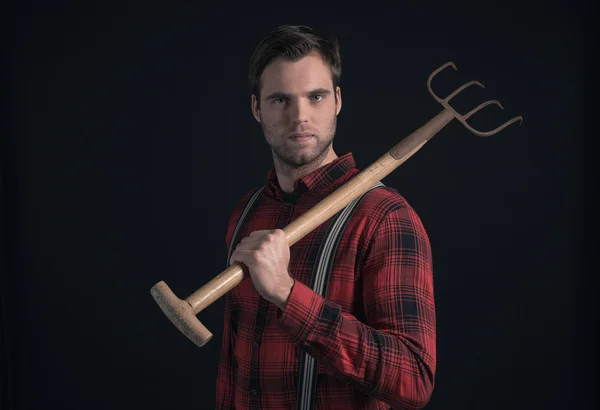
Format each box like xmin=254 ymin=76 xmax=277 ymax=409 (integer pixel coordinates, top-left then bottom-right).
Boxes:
xmin=150 ymin=61 xmax=524 ymax=349
xmin=427 ymin=61 xmax=523 ymax=137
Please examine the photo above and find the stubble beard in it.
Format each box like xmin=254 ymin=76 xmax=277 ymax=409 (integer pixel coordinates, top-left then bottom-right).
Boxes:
xmin=260 ymin=115 xmax=337 ymax=171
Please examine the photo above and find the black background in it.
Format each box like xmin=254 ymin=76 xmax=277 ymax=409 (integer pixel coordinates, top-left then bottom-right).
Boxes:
xmin=2 ymin=1 xmax=596 ymax=409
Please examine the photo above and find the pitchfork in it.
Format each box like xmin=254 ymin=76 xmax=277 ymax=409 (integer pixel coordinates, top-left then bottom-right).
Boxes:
xmin=150 ymin=61 xmax=523 ymax=348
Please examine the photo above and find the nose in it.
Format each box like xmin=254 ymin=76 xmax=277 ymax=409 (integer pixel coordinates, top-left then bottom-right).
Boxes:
xmin=290 ymin=98 xmax=309 ymax=125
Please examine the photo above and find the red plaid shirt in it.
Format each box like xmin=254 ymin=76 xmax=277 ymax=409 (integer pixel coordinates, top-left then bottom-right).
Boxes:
xmin=216 ymin=153 xmax=436 ymax=409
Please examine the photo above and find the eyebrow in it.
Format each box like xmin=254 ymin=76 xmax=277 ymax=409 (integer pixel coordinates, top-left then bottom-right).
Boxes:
xmin=264 ymin=88 xmax=332 ymax=100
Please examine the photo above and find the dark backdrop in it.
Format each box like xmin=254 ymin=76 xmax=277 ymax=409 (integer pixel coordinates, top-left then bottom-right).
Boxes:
xmin=2 ymin=1 xmax=596 ymax=409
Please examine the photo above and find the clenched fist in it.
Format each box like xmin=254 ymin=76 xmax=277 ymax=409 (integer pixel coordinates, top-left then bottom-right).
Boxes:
xmin=229 ymin=229 xmax=295 ymax=310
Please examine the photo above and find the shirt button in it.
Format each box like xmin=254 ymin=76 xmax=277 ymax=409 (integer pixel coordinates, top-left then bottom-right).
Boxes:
xmin=251 ymin=389 xmax=258 ymax=395
xmin=253 ymin=342 xmax=259 ymax=348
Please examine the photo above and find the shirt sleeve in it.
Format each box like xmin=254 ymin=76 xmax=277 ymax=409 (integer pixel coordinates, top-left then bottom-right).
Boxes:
xmin=276 ymin=204 xmax=436 ymax=410
xmin=215 ymin=295 xmax=236 ymax=410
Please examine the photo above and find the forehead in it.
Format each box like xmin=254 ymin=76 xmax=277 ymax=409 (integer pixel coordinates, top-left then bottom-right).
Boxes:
xmin=260 ymin=52 xmax=333 ymax=94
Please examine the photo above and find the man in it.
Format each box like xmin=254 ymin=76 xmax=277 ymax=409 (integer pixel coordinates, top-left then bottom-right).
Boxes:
xmin=216 ymin=24 xmax=436 ymax=409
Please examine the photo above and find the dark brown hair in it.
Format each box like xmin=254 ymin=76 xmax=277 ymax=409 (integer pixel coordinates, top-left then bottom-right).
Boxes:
xmin=248 ymin=25 xmax=342 ymax=105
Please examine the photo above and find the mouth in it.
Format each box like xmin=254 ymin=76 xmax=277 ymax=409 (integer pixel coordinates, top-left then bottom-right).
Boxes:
xmin=289 ymin=133 xmax=314 ymax=143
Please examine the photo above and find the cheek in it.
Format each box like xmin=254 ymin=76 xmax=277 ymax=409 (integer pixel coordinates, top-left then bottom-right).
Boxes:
xmin=317 ymin=107 xmax=336 ymax=124
xmin=320 ymin=102 xmax=337 ymax=117
xmin=262 ymin=109 xmax=285 ymax=125
xmin=260 ymin=109 xmax=279 ymax=123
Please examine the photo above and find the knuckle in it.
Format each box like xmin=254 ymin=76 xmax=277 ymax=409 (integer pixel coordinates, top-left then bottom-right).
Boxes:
xmin=267 ymin=230 xmax=282 ymax=241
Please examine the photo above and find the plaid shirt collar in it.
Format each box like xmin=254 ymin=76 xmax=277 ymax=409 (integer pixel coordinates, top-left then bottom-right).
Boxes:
xmin=266 ymin=152 xmax=356 ymax=200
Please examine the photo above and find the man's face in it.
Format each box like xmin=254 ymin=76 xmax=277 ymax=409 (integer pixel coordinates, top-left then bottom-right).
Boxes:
xmin=251 ymin=51 xmax=342 ymax=168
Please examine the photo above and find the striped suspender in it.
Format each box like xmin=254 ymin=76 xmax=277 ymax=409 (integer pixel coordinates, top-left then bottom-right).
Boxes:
xmin=225 ymin=182 xmax=386 ymax=410
xmin=227 ymin=186 xmax=266 ymax=266
xmin=295 ymin=181 xmax=385 ymax=410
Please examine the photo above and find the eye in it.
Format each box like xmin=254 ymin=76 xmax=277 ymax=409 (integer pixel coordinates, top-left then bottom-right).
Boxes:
xmin=310 ymin=94 xmax=323 ymax=102
xmin=273 ymin=98 xmax=286 ymax=105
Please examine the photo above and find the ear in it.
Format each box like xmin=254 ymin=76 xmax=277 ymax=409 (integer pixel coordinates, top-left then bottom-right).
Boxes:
xmin=251 ymin=94 xmax=261 ymax=123
xmin=335 ymin=86 xmax=342 ymax=116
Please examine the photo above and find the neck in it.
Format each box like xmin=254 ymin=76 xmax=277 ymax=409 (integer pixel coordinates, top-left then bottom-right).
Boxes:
xmin=274 ymin=147 xmax=338 ymax=193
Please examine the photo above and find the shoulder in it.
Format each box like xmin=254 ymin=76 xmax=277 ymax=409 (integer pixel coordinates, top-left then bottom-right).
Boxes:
xmin=356 ymin=184 xmax=418 ymax=219
xmin=351 ymin=184 xmax=429 ymax=239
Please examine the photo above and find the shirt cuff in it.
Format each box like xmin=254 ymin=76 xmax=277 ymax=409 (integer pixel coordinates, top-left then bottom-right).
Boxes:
xmin=276 ymin=280 xmax=324 ymax=344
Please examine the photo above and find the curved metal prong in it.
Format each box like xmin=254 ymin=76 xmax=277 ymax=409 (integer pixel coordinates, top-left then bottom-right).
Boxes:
xmin=463 ymin=100 xmax=503 ymax=120
xmin=461 ymin=115 xmax=524 ymax=137
xmin=425 ymin=61 xmax=523 ymax=137
xmin=427 ymin=61 xmax=458 ymax=103
xmin=444 ymin=80 xmax=485 ymax=103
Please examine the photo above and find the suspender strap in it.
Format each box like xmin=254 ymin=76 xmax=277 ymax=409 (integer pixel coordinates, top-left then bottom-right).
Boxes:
xmin=227 ymin=186 xmax=266 ymax=266
xmin=225 ymin=181 xmax=386 ymax=410
xmin=296 ymin=182 xmax=385 ymax=410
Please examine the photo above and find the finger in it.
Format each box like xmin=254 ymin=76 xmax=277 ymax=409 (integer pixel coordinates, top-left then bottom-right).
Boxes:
xmin=249 ymin=230 xmax=272 ymax=236
xmin=235 ymin=241 xmax=259 ymax=251
xmin=240 ymin=231 xmax=266 ymax=243
xmin=229 ymin=252 xmax=242 ymax=266
xmin=230 ymin=249 xmax=256 ymax=266
xmin=239 ymin=235 xmax=259 ymax=244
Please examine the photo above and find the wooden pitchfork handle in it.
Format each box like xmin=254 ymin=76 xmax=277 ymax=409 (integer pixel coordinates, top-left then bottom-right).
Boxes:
xmin=150 ymin=61 xmax=523 ymax=347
